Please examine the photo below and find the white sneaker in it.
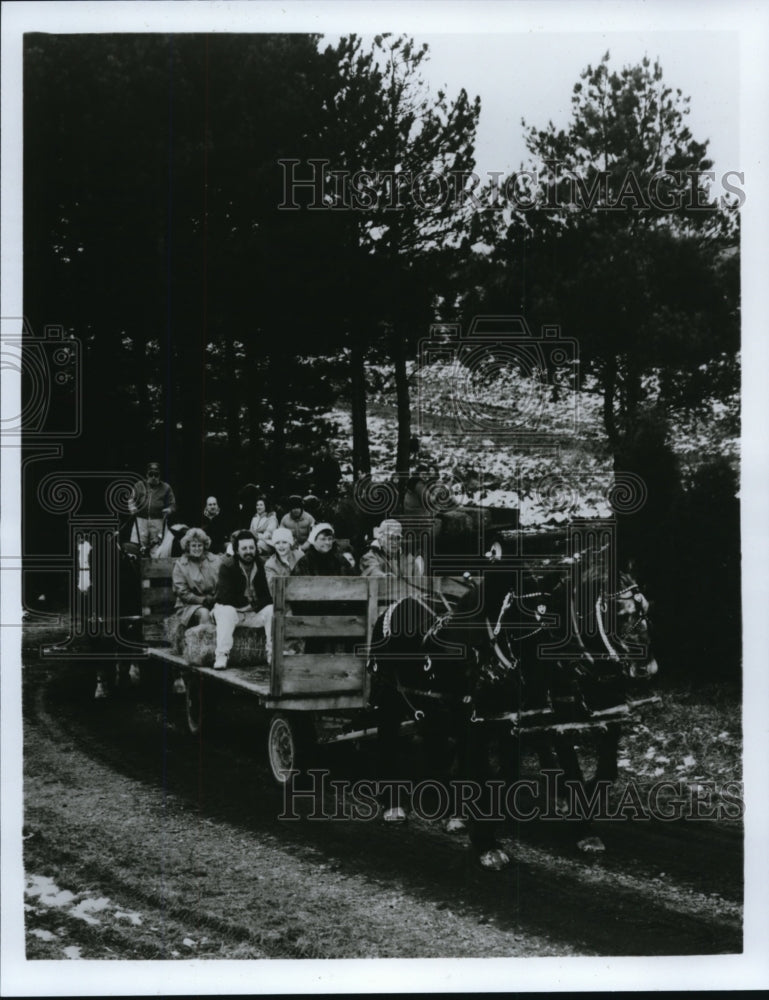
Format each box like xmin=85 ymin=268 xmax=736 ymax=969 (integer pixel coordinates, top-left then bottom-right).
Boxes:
xmin=213 ymin=654 xmax=228 ymax=670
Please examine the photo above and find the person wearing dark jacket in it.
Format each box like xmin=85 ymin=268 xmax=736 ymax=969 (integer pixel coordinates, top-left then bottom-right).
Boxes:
xmin=290 ymin=523 xmax=356 ymax=576
xmin=201 ymin=496 xmax=230 ymax=554
xmin=212 ymin=529 xmax=273 ymax=669
xmin=290 ymin=523 xmax=356 ymax=652
xmin=128 ymin=461 xmax=176 ymax=552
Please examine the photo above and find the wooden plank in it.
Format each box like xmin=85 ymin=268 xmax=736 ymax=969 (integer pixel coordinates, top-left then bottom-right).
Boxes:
xmin=365 ymin=578 xmax=378 ymax=704
xmin=285 ymin=576 xmax=370 ymax=601
xmin=318 ymin=718 xmax=416 ymax=744
xmin=279 ymin=653 xmax=366 ymax=696
xmin=145 ymin=647 xmax=272 ymax=695
xmin=147 ymin=647 xmax=189 ymax=666
xmin=142 ymin=610 xmax=171 ymax=624
xmin=145 ymin=645 xmax=368 ymax=706
xmin=271 ymin=576 xmax=286 ymax=698
xmin=141 ymin=558 xmax=177 ymax=579
xmin=197 ymin=664 xmax=271 ymax=695
xmin=141 ymin=587 xmax=175 ymax=609
xmin=263 ymin=694 xmax=367 ymax=711
xmin=283 ymin=615 xmax=367 ymax=638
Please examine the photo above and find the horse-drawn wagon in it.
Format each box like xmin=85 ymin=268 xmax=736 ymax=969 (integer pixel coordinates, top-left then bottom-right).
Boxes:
xmin=141 ymin=560 xmax=386 ymax=784
xmin=136 ymin=538 xmax=659 ymax=798
xmin=139 ymin=559 xmax=494 ymax=785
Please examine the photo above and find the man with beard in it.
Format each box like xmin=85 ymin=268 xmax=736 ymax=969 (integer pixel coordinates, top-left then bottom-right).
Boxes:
xmin=212 ymin=530 xmax=273 ymax=669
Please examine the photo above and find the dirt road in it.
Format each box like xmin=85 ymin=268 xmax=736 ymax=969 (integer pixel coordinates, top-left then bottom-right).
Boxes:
xmin=21 ymin=655 xmax=742 ymax=960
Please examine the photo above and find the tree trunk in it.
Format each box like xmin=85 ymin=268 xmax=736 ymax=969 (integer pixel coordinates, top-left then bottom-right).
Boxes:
xmin=223 ymin=330 xmax=240 ymax=454
xmin=269 ymin=349 xmax=288 ymax=496
xmin=622 ymin=358 xmax=643 ymax=447
xmin=350 ymin=339 xmax=371 ymax=479
xmin=132 ymin=327 xmax=151 ymax=439
xmin=176 ymin=312 xmax=206 ymax=514
xmin=603 ymin=356 xmax=620 ymax=467
xmin=392 ymin=325 xmax=411 ymax=488
xmin=245 ymin=345 xmax=262 ymax=473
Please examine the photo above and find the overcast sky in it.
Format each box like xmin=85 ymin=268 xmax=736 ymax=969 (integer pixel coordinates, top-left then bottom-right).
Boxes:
xmin=408 ymin=30 xmax=740 ymax=181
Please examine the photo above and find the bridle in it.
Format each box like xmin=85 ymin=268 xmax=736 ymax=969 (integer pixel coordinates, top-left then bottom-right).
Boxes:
xmin=486 ymin=555 xmax=651 ymax=676
xmin=594 ymin=580 xmax=651 ymax=665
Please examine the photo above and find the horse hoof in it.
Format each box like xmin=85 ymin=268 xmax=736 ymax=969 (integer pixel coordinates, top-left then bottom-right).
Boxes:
xmin=445 ymin=817 xmax=467 ymax=833
xmin=383 ymin=807 xmax=407 ymax=824
xmin=478 ymin=848 xmax=510 ymax=871
xmin=577 ymin=835 xmax=606 ymax=854
xmin=94 ymin=681 xmax=108 ymax=699
xmin=128 ymin=664 xmax=141 ymax=685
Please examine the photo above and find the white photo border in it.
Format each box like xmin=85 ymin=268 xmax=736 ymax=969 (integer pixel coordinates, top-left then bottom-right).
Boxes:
xmin=2 ymin=0 xmax=768 ymax=994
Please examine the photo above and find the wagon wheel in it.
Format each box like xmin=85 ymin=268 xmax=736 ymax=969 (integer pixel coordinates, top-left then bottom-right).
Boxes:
xmin=183 ymin=672 xmax=217 ymax=738
xmin=267 ymin=712 xmax=315 ymax=786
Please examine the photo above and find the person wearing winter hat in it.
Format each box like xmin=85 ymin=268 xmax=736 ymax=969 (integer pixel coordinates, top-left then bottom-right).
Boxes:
xmin=360 ymin=518 xmax=423 ymax=580
xmin=263 ymin=526 xmax=301 ymax=596
xmin=291 ymin=522 xmax=355 ymax=576
xmin=279 ymin=494 xmax=315 ymax=550
xmin=128 ymin=461 xmax=176 ymax=552
xmin=291 ymin=523 xmax=356 ymax=653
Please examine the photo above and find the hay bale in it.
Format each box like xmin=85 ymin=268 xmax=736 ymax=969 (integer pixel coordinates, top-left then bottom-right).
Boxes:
xmin=163 ymin=615 xmax=187 ymax=655
xmin=183 ymin=623 xmax=267 ymax=667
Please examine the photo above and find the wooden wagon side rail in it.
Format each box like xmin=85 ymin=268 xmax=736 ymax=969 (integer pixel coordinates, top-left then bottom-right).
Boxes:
xmin=141 ymin=557 xmax=177 ymax=644
xmin=271 ymin=575 xmax=380 ymax=702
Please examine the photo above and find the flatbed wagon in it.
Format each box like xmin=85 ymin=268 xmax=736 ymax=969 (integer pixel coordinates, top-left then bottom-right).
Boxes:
xmin=142 ymin=559 xmax=397 ymax=783
xmin=139 ymin=558 xmax=659 ymax=789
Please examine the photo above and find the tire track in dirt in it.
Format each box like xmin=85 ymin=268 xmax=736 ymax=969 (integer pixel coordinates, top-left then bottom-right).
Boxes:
xmin=24 ymin=661 xmax=743 ymax=957
xmin=23 ymin=666 xmax=565 ymax=958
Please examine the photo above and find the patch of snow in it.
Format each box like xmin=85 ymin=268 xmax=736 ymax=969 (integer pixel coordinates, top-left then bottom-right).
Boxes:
xmin=71 ymin=896 xmax=110 ymax=925
xmin=115 ymin=910 xmax=143 ymax=926
xmin=25 ymin=875 xmax=76 ymax=909
xmin=62 ymin=945 xmax=82 ymax=960
xmin=30 ymin=928 xmax=57 ymax=942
